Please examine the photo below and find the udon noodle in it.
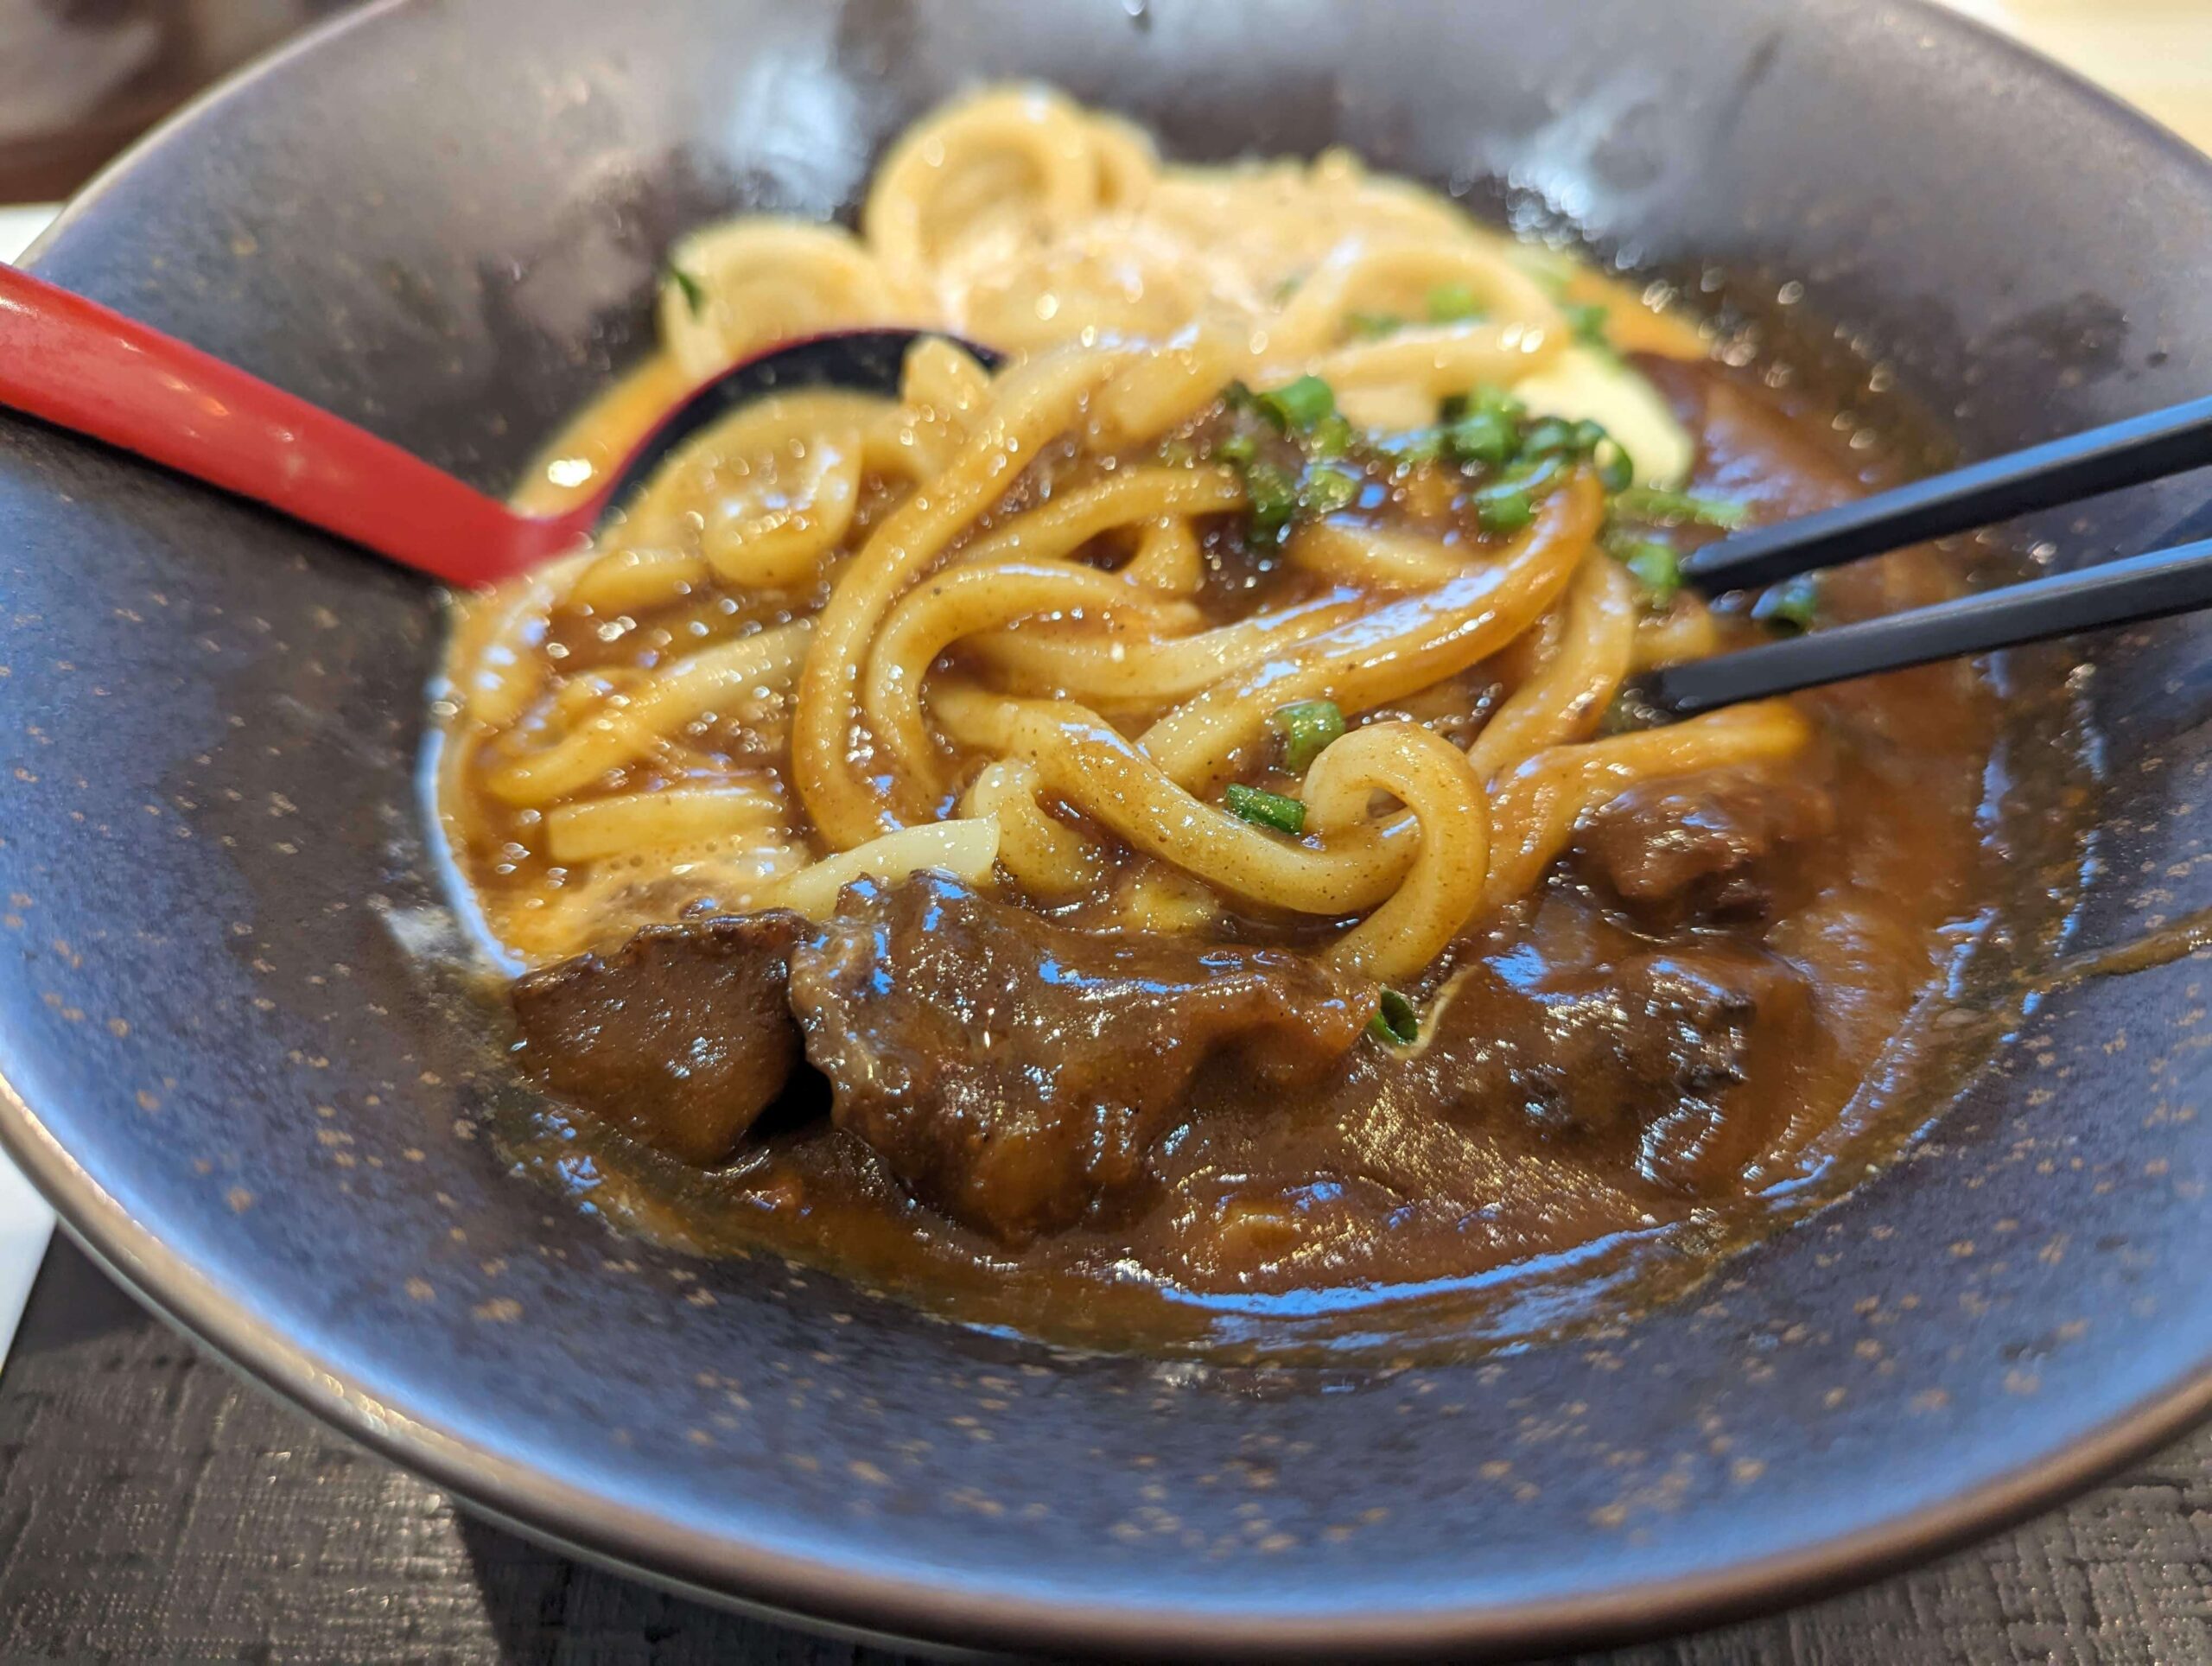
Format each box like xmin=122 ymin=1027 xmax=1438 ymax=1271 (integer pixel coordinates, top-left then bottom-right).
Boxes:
xmin=438 ymin=85 xmax=1789 ymax=989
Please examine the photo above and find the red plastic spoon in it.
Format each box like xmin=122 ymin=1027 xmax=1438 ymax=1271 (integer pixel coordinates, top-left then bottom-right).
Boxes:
xmin=0 ymin=264 xmax=982 ymax=588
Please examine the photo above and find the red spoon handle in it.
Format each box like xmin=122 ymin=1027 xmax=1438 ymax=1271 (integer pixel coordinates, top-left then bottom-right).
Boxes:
xmin=0 ymin=264 xmax=565 ymax=587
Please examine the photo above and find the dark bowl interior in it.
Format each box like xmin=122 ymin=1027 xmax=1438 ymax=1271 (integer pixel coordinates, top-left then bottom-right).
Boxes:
xmin=3 ymin=0 xmax=2211 ymax=1656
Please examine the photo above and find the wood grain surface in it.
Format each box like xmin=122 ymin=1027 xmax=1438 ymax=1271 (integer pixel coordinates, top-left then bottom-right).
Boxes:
xmin=1 ymin=1239 xmax=2205 ymax=1663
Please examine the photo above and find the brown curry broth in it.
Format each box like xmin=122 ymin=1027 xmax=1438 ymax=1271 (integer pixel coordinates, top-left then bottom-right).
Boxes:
xmin=461 ymin=349 xmax=2088 ymax=1361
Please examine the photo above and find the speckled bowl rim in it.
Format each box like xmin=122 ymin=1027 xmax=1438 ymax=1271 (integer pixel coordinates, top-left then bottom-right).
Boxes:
xmin=5 ymin=1 xmax=2212 ymax=1656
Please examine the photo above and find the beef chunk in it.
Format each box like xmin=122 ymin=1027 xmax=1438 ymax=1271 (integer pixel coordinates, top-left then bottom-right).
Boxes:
xmin=787 ymin=872 xmax=1376 ymax=1243
xmin=1574 ymin=766 xmax=1835 ymax=928
xmin=1423 ymin=942 xmax=1809 ymax=1190
xmin=512 ymin=911 xmax=807 ymax=1166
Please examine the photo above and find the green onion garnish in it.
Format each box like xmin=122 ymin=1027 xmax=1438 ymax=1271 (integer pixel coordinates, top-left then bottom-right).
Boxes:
xmin=1271 ymin=699 xmax=1345 ymax=773
xmin=1243 ymin=459 xmax=1300 ymax=544
xmin=1427 ymin=282 xmax=1485 ymax=323
xmin=1214 ymin=430 xmax=1258 ymax=467
xmin=667 ymin=264 xmax=708 ymax=317
xmin=1446 ymin=385 xmax=1523 ymax=425
xmin=1521 ymin=416 xmax=1580 ymax=458
xmin=1618 ymin=540 xmax=1683 ymax=603
xmin=1376 ymin=429 xmax=1446 ymax=469
xmin=1444 ymin=407 xmax=1517 ymax=468
xmin=1225 ymin=783 xmax=1306 ymax=836
xmin=1476 ymin=491 xmax=1535 ymax=533
xmin=1348 ymin=311 xmax=1404 ymax=340
xmin=1254 ymin=374 xmax=1337 ymax=433
xmin=1297 ymin=461 xmax=1363 ymax=518
xmin=1370 ymin=988 xmax=1420 ymax=1046
xmin=1612 ymin=486 xmax=1752 ymax=529
xmin=1752 ymin=574 xmax=1821 ymax=633
xmin=1563 ymin=299 xmax=1611 ymax=347
xmin=1594 ymin=437 xmax=1636 ymax=493
xmin=1308 ymin=411 xmax=1355 ymax=460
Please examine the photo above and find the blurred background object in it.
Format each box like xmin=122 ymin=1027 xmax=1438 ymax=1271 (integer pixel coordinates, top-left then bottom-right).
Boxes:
xmin=0 ymin=2 xmax=2205 ymax=205
xmin=0 ymin=0 xmax=362 ymax=200
xmin=1947 ymin=0 xmax=2212 ymax=155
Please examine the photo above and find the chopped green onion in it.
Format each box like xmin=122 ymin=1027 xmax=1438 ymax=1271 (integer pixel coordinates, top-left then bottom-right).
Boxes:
xmin=1472 ymin=451 xmax=1573 ymax=532
xmin=1255 ymin=374 xmax=1338 ymax=433
xmin=1376 ymin=429 xmax=1446 ymax=469
xmin=1752 ymin=574 xmax=1821 ymax=633
xmin=1564 ymin=299 xmax=1611 ymax=347
xmin=1612 ymin=486 xmax=1751 ymax=529
xmin=1618 ymin=539 xmax=1683 ymax=603
xmin=1570 ymin=418 xmax=1610 ymax=454
xmin=1446 ymin=385 xmax=1524 ymax=425
xmin=1476 ymin=490 xmax=1535 ymax=533
xmin=1427 ymin=281 xmax=1485 ymax=323
xmin=1594 ymin=437 xmax=1636 ymax=493
xmin=1521 ymin=416 xmax=1580 ymax=458
xmin=1444 ymin=407 xmax=1517 ymax=468
xmin=1225 ymin=783 xmax=1306 ymax=836
xmin=666 ymin=264 xmax=708 ymax=317
xmin=1347 ymin=311 xmax=1404 ymax=340
xmin=1370 ymin=988 xmax=1420 ymax=1047
xmin=1244 ymin=459 xmax=1300 ymax=543
xmin=1214 ymin=430 xmax=1258 ymax=467
xmin=1308 ymin=411 xmax=1355 ymax=459
xmin=1298 ymin=461 xmax=1363 ymax=518
xmin=1271 ymin=699 xmax=1345 ymax=772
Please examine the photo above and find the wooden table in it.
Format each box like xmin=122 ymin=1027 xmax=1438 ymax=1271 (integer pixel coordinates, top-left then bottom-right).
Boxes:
xmin=3 ymin=1236 xmax=2209 ymax=1663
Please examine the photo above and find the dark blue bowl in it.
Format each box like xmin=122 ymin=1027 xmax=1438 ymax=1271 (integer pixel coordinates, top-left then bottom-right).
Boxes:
xmin=3 ymin=1 xmax=2209 ymax=1655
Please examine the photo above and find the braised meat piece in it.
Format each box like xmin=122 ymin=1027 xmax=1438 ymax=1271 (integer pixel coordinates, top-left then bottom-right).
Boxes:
xmin=511 ymin=911 xmax=808 ymax=1167
xmin=1421 ymin=942 xmax=1810 ymax=1190
xmin=1574 ymin=765 xmax=1835 ymax=928
xmin=787 ymin=872 xmax=1376 ymax=1243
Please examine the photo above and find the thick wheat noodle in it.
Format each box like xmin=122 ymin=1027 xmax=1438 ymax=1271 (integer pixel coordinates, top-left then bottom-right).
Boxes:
xmin=442 ymin=86 xmax=1744 ymax=972
xmin=448 ymin=550 xmax=589 ymax=732
xmin=964 ymin=590 xmax=1366 ymax=709
xmin=865 ymin=557 xmax=1199 ymax=806
xmin=1467 ymin=552 xmax=1638 ymax=783
xmin=1268 ymin=237 xmax=1569 ymax=357
xmin=1288 ymin=518 xmax=1484 ymax=591
xmin=1139 ymin=479 xmax=1602 ymax=792
xmin=542 ymin=782 xmax=787 ymax=864
xmin=936 ymin=690 xmax=1492 ymax=981
xmin=791 ymin=347 xmax=1128 ymax=849
xmin=862 ymin=88 xmax=1128 ymax=292
xmin=932 ymin=682 xmax=1419 ymax=916
xmin=1089 ymin=333 xmax=1243 ymax=446
xmin=1301 ymin=722 xmax=1491 ymax=979
xmin=1480 ymin=702 xmax=1813 ymax=906
xmin=1122 ymin=516 xmax=1205 ymax=595
xmin=951 ymin=465 xmax=1246 ymax=569
xmin=488 ymin=620 xmax=810 ymax=806
xmin=961 ymin=758 xmax=1108 ymax=895
xmin=1312 ymin=324 xmax=1564 ymax=400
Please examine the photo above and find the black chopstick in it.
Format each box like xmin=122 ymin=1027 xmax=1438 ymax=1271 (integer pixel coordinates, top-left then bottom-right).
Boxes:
xmin=1681 ymin=394 xmax=2212 ymax=595
xmin=1632 ymin=535 xmax=2212 ymax=719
